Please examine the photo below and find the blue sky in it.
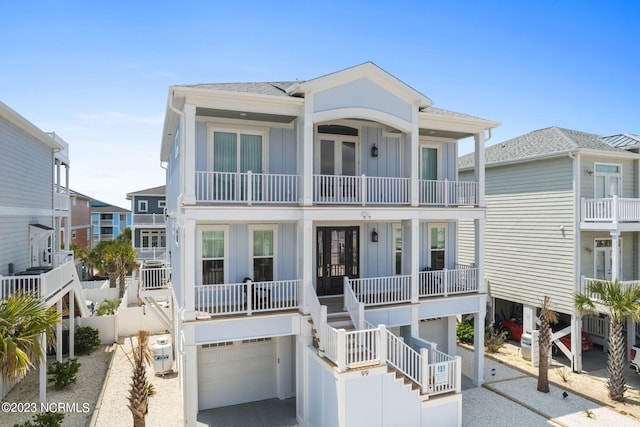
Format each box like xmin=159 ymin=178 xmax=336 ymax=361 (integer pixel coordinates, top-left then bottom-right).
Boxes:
xmin=1 ymin=1 xmax=638 ymax=208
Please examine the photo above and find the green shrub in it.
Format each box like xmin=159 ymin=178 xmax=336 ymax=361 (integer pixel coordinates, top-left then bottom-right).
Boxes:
xmin=75 ymin=326 xmax=100 ymax=354
xmin=47 ymin=358 xmax=80 ymax=389
xmin=14 ymin=411 xmax=65 ymax=427
xmin=96 ymin=298 xmax=121 ymax=316
xmin=485 ymin=326 xmax=505 ymax=353
xmin=456 ymin=321 xmax=474 ymax=344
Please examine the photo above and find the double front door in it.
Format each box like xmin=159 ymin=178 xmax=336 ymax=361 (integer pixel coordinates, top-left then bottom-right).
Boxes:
xmin=316 ymin=227 xmax=359 ymax=296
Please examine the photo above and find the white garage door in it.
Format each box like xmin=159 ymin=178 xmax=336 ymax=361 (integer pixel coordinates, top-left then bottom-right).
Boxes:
xmin=198 ymin=338 xmax=277 ymax=410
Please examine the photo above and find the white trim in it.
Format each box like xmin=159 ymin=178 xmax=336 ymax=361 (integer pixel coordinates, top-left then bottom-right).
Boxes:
xmin=197 ymin=225 xmax=229 ymax=285
xmin=419 ymin=142 xmax=442 ymax=180
xmin=248 ymin=224 xmax=278 ymax=281
xmin=312 ymin=107 xmax=413 ymax=134
xmin=593 ymin=237 xmax=622 ymax=279
xmin=138 ymin=200 xmax=148 ymax=213
xmin=314 ymin=132 xmax=360 ymax=175
xmin=206 ymin=124 xmax=269 ymax=173
xmin=427 ymin=223 xmax=448 ymax=269
xmin=392 ymin=223 xmax=402 ymax=275
xmin=158 ymin=200 xmax=166 ymax=209
xmin=593 ymin=162 xmax=622 ymax=198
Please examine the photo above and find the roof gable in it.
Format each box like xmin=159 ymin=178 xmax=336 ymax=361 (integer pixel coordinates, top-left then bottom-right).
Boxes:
xmin=291 ymin=62 xmax=433 ymax=107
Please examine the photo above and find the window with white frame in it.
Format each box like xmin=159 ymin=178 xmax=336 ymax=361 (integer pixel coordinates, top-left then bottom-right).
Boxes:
xmin=428 ymin=225 xmax=446 ymax=270
xmin=158 ymin=200 xmax=166 ymax=209
xmin=208 ymin=127 xmax=266 ymax=174
xmin=141 ymin=230 xmax=166 ymax=249
xmin=393 ymin=225 xmax=402 ymax=275
xmin=200 ymin=227 xmax=228 ymax=285
xmin=250 ymin=226 xmax=276 ymax=282
xmin=138 ymin=200 xmax=148 ymax=212
xmin=594 ymin=163 xmax=621 ymax=198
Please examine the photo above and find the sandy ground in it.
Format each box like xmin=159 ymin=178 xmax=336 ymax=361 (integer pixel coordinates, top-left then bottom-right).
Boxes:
xmin=91 ymin=333 xmax=183 ymax=427
xmin=0 ymin=345 xmax=113 ymax=427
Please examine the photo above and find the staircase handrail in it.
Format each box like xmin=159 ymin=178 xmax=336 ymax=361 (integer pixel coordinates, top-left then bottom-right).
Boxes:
xmin=344 ymin=277 xmax=365 ymax=329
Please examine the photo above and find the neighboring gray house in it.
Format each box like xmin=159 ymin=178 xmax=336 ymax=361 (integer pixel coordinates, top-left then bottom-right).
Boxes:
xmin=0 ymin=101 xmax=87 ymax=400
xmin=458 ymin=126 xmax=640 ymax=372
xmin=126 ymin=185 xmax=166 ymax=262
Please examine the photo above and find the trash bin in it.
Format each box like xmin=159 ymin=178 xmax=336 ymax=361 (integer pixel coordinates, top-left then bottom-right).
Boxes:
xmin=521 ymin=332 xmax=532 ymax=360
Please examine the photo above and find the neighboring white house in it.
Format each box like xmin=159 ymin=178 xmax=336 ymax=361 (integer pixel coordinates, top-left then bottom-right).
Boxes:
xmin=458 ymin=126 xmax=640 ymax=372
xmin=126 ymin=185 xmax=167 ymax=262
xmin=0 ymin=101 xmax=87 ymax=401
xmin=152 ymin=62 xmax=498 ymax=426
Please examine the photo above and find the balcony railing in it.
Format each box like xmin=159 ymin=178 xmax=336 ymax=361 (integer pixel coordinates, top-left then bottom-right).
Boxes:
xmin=313 ymin=174 xmax=412 ymax=205
xmin=195 ymin=171 xmax=298 ymax=204
xmin=580 ymin=276 xmax=640 ymax=303
xmin=195 ymin=279 xmax=300 ymax=316
xmin=54 ymin=191 xmax=69 ymax=210
xmin=0 ymin=256 xmax=75 ymax=301
xmin=139 ymin=266 xmax=172 ymax=291
xmin=582 ymin=196 xmax=640 ymax=223
xmin=419 ymin=180 xmax=479 ymax=206
xmin=347 ymin=275 xmax=412 ymax=306
xmin=133 ymin=214 xmax=166 ymax=225
xmin=135 ymin=247 xmax=167 ymax=261
xmin=419 ymin=268 xmax=479 ymax=298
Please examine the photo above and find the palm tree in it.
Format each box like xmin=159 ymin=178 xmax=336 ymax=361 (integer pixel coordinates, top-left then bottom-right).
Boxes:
xmin=127 ymin=330 xmax=155 ymax=427
xmin=575 ymin=280 xmax=640 ymax=401
xmin=87 ymin=240 xmax=118 ymax=287
xmin=537 ymin=296 xmax=558 ymax=393
xmin=104 ymin=241 xmax=138 ymax=299
xmin=0 ymin=294 xmax=61 ymax=384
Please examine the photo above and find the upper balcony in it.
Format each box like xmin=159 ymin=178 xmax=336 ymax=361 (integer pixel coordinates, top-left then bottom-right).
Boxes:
xmin=194 ymin=171 xmax=479 ymax=207
xmin=581 ymin=196 xmax=640 ymax=230
xmin=132 ymin=213 xmax=167 ymax=226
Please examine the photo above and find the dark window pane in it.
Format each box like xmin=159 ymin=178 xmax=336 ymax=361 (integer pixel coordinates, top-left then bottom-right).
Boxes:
xmin=253 ymin=258 xmax=273 ymax=282
xmin=203 ymin=260 xmax=224 ymax=285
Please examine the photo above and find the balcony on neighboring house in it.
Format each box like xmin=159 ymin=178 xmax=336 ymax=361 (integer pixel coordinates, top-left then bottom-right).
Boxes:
xmin=134 ymin=246 xmax=167 ymax=261
xmin=54 ymin=189 xmax=70 ymax=211
xmin=133 ymin=213 xmax=167 ymax=226
xmin=580 ymin=276 xmax=640 ymax=305
xmin=581 ymin=196 xmax=640 ymax=230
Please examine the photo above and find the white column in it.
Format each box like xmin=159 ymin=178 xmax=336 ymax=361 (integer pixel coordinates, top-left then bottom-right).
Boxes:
xmin=410 ymin=110 xmax=419 ymax=206
xmin=69 ymin=289 xmax=75 ymax=358
xmin=64 ymin=164 xmax=71 ymax=250
xmin=183 ymin=104 xmax=196 ymax=205
xmin=56 ymin=299 xmax=63 ymax=362
xmin=473 ymin=295 xmax=486 ymax=386
xmin=610 ymin=231 xmax=620 ymax=281
xmin=447 ymin=315 xmax=457 ymax=355
xmin=474 ymin=218 xmax=486 ymax=293
xmin=301 ymin=98 xmax=314 ymax=206
xmin=571 ymin=313 xmax=582 ymax=372
xmin=297 ymin=217 xmax=313 ymax=314
xmin=402 ymin=218 xmax=419 ymax=303
xmin=183 ymin=219 xmax=196 ymax=321
xmin=39 ymin=333 xmax=46 ymax=404
xmin=627 ymin=318 xmax=635 ymax=363
xmin=183 ymin=342 xmax=198 ymax=427
xmin=474 ymin=132 xmax=486 ymax=207
xmin=522 ymin=304 xmax=535 ymax=333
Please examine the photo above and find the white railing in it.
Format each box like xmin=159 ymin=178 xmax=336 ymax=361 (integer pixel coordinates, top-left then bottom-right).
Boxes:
xmin=54 ymin=191 xmax=70 ymax=210
xmin=424 ymin=349 xmax=460 ymax=396
xmin=419 ymin=268 xmax=479 ymax=297
xmin=195 ymin=279 xmax=299 ymax=316
xmin=0 ymin=260 xmax=76 ymax=301
xmin=195 ymin=171 xmax=298 ymax=204
xmin=313 ymin=174 xmax=412 ymax=205
xmin=133 ymin=213 xmax=166 ymax=225
xmin=139 ymin=266 xmax=172 ymax=290
xmin=419 ymin=180 xmax=479 ymax=206
xmin=344 ymin=327 xmax=382 ymax=368
xmin=386 ymin=331 xmax=423 ymax=387
xmin=580 ymin=276 xmax=640 ymax=303
xmin=347 ymin=275 xmax=412 ymax=306
xmin=308 ymin=284 xmax=328 ymax=348
xmin=135 ymin=247 xmax=167 ymax=261
xmin=583 ymin=315 xmax=607 ymax=338
xmin=582 ymin=196 xmax=640 ymax=223
xmin=53 ymin=251 xmax=74 ymax=268
xmin=344 ymin=278 xmax=365 ymax=329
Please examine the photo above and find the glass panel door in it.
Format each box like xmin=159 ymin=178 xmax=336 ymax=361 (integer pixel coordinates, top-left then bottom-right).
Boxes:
xmin=316 ymin=227 xmax=359 ymax=295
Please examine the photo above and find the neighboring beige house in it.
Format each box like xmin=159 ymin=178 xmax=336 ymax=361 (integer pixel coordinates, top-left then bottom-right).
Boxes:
xmin=458 ymin=126 xmax=640 ymax=372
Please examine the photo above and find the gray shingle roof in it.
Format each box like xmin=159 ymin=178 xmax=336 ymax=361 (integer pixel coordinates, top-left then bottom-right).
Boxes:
xmin=458 ymin=126 xmax=629 ymax=169
xmin=179 ymin=82 xmax=298 ymax=96
xmin=126 ymin=185 xmax=166 ymax=198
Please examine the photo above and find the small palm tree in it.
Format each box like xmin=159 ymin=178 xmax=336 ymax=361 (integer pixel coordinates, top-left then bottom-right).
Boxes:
xmin=127 ymin=330 xmax=155 ymax=427
xmin=537 ymin=296 xmax=558 ymax=393
xmin=95 ymin=298 xmax=122 ymax=316
xmin=0 ymin=294 xmax=61 ymax=384
xmin=575 ymin=280 xmax=640 ymax=401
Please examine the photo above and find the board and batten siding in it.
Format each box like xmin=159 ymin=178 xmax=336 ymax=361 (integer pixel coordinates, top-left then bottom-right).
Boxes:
xmin=461 ymin=156 xmax=576 ymax=314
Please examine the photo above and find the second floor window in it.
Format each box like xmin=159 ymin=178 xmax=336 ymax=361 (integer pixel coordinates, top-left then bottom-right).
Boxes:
xmin=201 ymin=228 xmax=226 ymax=285
xmin=251 ymin=227 xmax=275 ymax=282
xmin=210 ymin=130 xmax=264 ymax=174
xmin=429 ymin=225 xmax=446 ymax=270
xmin=138 ymin=200 xmax=148 ymax=212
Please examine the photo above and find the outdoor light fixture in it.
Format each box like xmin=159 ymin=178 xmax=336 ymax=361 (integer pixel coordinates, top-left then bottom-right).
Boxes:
xmin=584 ymin=167 xmax=593 ymax=176
xmin=584 ymin=246 xmax=593 ymax=253
xmin=371 ymin=228 xmax=378 ymax=242
xmin=371 ymin=144 xmax=378 ymax=157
